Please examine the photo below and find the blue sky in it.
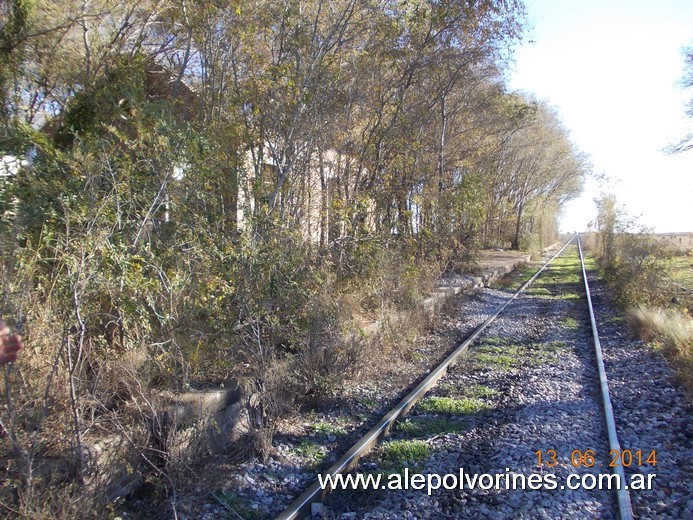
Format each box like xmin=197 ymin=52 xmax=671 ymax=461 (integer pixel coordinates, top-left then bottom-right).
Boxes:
xmin=508 ymin=0 xmax=693 ymax=232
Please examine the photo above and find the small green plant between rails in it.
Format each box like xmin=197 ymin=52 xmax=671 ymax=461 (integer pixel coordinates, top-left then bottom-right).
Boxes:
xmin=396 ymin=417 xmax=467 ymax=437
xmin=560 ymin=316 xmax=580 ymax=329
xmin=419 ymin=396 xmax=490 ymax=414
xmin=531 ymin=340 xmax=568 ymax=363
xmin=533 ymin=269 xmax=581 ymax=287
xmin=473 ymin=350 xmax=517 ymax=369
xmin=465 ymin=384 xmax=499 ymax=399
xmin=435 ymin=382 xmax=498 ymax=400
xmin=469 ymin=337 xmax=520 ymax=369
xmin=469 ymin=337 xmax=566 ymax=369
xmin=525 ymin=286 xmax=553 ymax=297
xmin=379 ymin=439 xmax=431 ymax=469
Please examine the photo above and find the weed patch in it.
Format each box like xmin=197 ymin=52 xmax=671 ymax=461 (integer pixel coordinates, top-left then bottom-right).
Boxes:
xmin=473 ymin=352 xmax=515 ymax=368
xmin=526 ymin=286 xmax=552 ymax=296
xmin=293 ymin=440 xmax=327 ymax=468
xmin=396 ymin=417 xmax=466 ymax=437
xmin=311 ymin=422 xmax=348 ymax=438
xmin=380 ymin=439 xmax=431 ymax=467
xmin=419 ymin=396 xmax=490 ymax=415
xmin=556 ymin=291 xmax=581 ymax=300
xmin=359 ymin=397 xmax=379 ymax=410
xmin=471 ymin=341 xmax=521 ymax=369
xmin=466 ymin=384 xmax=498 ymax=399
xmin=560 ymin=317 xmax=580 ymax=329
xmin=529 ymin=341 xmax=567 ymax=364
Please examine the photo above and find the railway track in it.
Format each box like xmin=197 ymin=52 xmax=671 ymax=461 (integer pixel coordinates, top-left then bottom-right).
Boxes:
xmin=269 ymin=237 xmax=690 ymax=519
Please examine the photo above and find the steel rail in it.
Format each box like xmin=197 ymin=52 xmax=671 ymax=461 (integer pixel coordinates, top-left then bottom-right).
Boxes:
xmin=577 ymin=234 xmax=634 ymax=520
xmin=276 ymin=238 xmax=575 ymax=520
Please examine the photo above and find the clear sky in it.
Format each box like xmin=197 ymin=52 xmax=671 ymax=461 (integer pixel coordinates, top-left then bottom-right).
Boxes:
xmin=508 ymin=0 xmax=693 ymax=233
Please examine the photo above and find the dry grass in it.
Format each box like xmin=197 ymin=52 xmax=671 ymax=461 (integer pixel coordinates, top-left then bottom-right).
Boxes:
xmin=627 ymin=306 xmax=693 ymax=394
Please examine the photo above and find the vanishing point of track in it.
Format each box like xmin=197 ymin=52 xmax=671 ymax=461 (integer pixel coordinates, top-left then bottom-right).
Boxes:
xmin=276 ymin=236 xmax=634 ymax=520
